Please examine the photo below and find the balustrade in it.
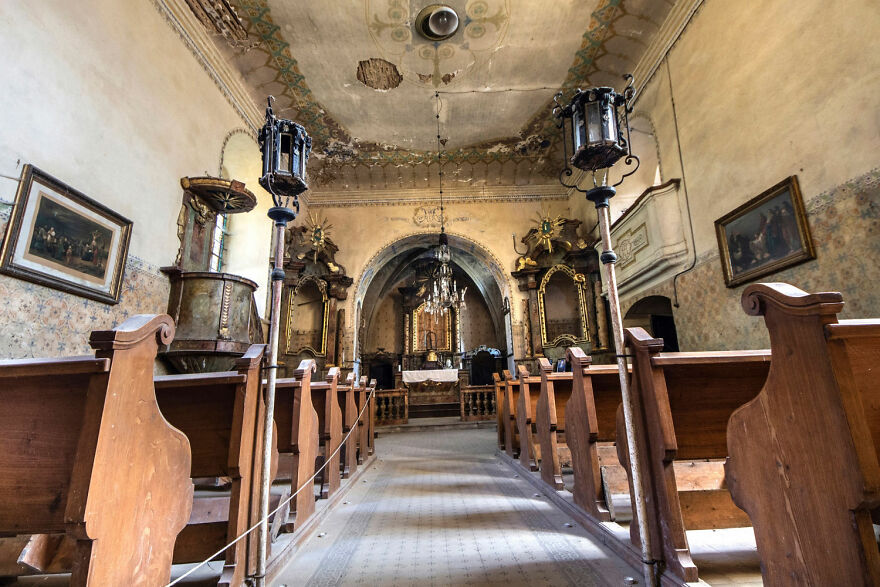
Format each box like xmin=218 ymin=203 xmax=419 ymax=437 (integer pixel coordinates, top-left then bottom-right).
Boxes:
xmin=460 ymin=385 xmax=496 ymax=421
xmin=374 ymin=388 xmax=409 ymax=426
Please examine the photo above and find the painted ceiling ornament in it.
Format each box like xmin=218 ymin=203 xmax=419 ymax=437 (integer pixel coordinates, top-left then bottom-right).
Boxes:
xmin=365 ymin=0 xmax=510 ymax=89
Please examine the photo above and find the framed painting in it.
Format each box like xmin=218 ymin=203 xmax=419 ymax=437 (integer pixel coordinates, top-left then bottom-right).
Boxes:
xmin=0 ymin=165 xmax=132 ymax=304
xmin=715 ymin=175 xmax=815 ymax=288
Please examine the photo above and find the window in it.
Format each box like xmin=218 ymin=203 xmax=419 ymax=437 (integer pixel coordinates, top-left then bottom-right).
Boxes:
xmin=209 ymin=213 xmax=227 ymax=272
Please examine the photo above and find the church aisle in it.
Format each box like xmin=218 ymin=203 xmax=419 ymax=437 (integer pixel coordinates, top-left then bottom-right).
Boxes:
xmin=274 ymin=427 xmax=638 ymax=586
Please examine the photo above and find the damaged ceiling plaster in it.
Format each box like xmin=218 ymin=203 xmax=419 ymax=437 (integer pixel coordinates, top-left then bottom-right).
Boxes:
xmin=202 ymin=0 xmax=675 ymax=194
xmin=357 ymin=58 xmax=404 ymax=90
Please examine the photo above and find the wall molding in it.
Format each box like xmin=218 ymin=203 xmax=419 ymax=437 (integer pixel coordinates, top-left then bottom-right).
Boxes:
xmin=150 ymin=0 xmax=262 ymax=134
xmin=632 ymin=0 xmax=706 ymax=98
xmin=309 ymin=184 xmax=568 ymax=208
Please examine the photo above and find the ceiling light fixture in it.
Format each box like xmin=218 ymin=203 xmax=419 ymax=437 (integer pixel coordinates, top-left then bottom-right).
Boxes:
xmin=416 ymin=4 xmax=460 ymax=41
xmin=425 ymin=92 xmax=466 ymax=316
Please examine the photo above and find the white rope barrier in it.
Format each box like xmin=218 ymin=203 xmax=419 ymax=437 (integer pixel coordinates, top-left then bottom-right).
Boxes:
xmin=166 ymin=386 xmax=376 ymax=587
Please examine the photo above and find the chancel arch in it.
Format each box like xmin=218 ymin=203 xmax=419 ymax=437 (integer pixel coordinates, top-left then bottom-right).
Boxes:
xmin=354 ymin=232 xmax=514 ymax=381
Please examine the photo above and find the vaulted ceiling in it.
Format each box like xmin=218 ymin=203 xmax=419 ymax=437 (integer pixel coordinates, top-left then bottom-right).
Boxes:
xmin=204 ymin=0 xmax=675 ymax=195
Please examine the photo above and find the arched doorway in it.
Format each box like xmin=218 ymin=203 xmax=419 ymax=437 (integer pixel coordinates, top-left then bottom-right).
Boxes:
xmin=624 ymin=295 xmax=679 ymax=352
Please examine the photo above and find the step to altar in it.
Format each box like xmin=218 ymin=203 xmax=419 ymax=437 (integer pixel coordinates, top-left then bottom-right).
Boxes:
xmin=409 ymin=402 xmax=460 ymax=418
xmin=376 ymin=416 xmax=497 ymax=434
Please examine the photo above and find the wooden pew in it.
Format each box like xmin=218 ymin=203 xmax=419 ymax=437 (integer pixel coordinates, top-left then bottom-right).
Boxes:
xmin=565 ymin=347 xmax=630 ymax=522
xmin=339 ymin=372 xmax=358 ymax=479
xmin=501 ymin=369 xmax=520 ymax=458
xmin=493 ymin=372 xmax=505 ymax=450
xmin=272 ymin=361 xmax=320 ymax=534
xmin=309 ymin=367 xmax=343 ymax=499
xmin=515 ymin=365 xmax=542 ymax=471
xmin=356 ymin=376 xmax=370 ymax=463
xmin=726 ymin=283 xmax=880 ymax=585
xmin=367 ymin=378 xmax=377 ymax=455
xmin=0 ymin=314 xmax=193 ymax=586
xmin=617 ymin=327 xmax=770 ymax=583
xmin=535 ymin=357 xmax=574 ymax=490
xmin=154 ymin=343 xmax=265 ymax=587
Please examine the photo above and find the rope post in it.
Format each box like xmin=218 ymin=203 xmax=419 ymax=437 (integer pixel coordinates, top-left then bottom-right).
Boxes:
xmin=590 ymin=186 xmax=658 ymax=587
xmin=255 ymin=209 xmax=293 ymax=587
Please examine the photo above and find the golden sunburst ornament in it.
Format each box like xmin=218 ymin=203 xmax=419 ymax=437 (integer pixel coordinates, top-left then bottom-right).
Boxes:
xmin=304 ymin=212 xmax=333 ymax=263
xmin=529 ymin=211 xmax=566 ymax=253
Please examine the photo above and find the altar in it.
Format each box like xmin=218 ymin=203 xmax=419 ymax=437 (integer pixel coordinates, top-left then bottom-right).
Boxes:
xmin=402 ymin=369 xmax=460 ymax=406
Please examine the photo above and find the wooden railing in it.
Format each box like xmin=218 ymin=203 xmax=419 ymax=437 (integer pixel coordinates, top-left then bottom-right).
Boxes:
xmin=374 ymin=388 xmax=408 ymax=426
xmin=460 ymin=385 xmax=496 ymax=421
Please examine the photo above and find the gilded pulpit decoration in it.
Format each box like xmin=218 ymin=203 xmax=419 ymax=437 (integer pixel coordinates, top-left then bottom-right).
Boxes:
xmin=161 ymin=176 xmax=262 ymax=374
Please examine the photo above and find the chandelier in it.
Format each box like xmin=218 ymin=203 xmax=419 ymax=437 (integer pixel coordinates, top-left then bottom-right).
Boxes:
xmin=425 ymin=92 xmax=466 ymax=315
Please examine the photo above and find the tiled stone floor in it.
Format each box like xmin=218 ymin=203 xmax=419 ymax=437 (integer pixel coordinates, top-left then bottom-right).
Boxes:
xmin=274 ymin=427 xmax=640 ymax=586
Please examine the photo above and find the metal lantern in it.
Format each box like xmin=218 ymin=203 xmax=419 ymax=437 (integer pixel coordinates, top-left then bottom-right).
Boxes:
xmin=554 ymin=74 xmax=638 ymax=181
xmin=254 ymin=95 xmax=312 ymax=587
xmin=258 ymin=97 xmax=312 ymax=210
xmin=553 ymin=74 xmax=657 ymax=587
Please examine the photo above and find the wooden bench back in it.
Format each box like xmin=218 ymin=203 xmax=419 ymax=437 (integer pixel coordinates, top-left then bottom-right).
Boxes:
xmin=652 ymin=351 xmax=770 ymax=460
xmin=272 ymin=360 xmax=319 ymax=531
xmin=0 ymin=358 xmax=107 ymax=535
xmin=536 ymin=358 xmax=574 ymax=488
xmin=0 ymin=315 xmax=192 ymax=586
xmin=827 ymin=319 xmax=880 ymax=461
xmin=565 ymin=347 xmax=626 ymax=520
xmin=623 ymin=327 xmax=770 ymax=583
xmin=493 ymin=372 xmax=505 ymax=449
xmin=726 ymin=283 xmax=880 ymax=586
xmin=537 ymin=358 xmax=573 ymax=433
xmin=153 ymin=344 xmax=264 ymax=584
xmin=501 ymin=369 xmax=519 ymax=458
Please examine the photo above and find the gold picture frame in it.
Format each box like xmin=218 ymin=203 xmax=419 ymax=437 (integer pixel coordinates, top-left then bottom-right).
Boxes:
xmin=0 ymin=165 xmax=132 ymax=304
xmin=715 ymin=175 xmax=815 ymax=288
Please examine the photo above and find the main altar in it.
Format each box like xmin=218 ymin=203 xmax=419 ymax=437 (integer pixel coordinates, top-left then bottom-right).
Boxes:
xmin=402 ymin=368 xmax=460 ymax=405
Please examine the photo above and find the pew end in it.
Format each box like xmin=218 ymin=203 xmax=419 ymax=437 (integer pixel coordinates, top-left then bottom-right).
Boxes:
xmin=726 ymin=283 xmax=880 ymax=586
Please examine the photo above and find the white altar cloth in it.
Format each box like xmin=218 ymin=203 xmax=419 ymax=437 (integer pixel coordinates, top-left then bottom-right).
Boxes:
xmin=402 ymin=369 xmax=459 ymax=383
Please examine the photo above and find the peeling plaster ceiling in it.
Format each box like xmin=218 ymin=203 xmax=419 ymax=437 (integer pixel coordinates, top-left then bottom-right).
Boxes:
xmin=213 ymin=0 xmax=674 ymax=194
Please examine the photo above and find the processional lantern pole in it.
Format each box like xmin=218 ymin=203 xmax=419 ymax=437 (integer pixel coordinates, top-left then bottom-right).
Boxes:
xmin=553 ymin=75 xmax=658 ymax=587
xmin=255 ymin=96 xmax=312 ymax=587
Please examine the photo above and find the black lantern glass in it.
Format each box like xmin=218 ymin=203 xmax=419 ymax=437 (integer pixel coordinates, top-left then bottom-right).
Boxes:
xmin=554 ymin=75 xmax=639 ymax=186
xmin=258 ymin=97 xmax=312 ymax=210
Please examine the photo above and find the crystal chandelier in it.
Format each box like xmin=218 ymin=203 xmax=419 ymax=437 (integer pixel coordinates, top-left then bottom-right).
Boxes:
xmin=425 ymin=92 xmax=466 ymax=316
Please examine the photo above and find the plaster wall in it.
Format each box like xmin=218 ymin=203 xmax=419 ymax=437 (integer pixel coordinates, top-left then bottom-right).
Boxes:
xmin=603 ymin=0 xmax=880 ymax=350
xmin=311 ymin=196 xmax=571 ymax=357
xmin=0 ymin=0 xmax=262 ymax=357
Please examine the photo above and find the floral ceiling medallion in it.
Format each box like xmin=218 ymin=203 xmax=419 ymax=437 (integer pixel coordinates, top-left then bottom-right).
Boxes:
xmin=366 ymin=0 xmax=510 ymax=88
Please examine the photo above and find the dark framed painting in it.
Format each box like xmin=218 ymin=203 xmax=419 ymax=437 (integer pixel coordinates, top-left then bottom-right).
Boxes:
xmin=0 ymin=165 xmax=132 ymax=304
xmin=715 ymin=175 xmax=815 ymax=288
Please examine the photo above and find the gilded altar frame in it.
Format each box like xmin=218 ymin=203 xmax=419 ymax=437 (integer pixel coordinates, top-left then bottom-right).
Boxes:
xmin=411 ymin=301 xmax=456 ymax=352
xmin=537 ymin=264 xmax=590 ymax=348
xmin=285 ymin=275 xmax=329 ymax=355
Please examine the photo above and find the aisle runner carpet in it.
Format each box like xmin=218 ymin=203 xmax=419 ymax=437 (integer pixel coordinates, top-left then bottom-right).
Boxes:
xmin=275 ymin=427 xmax=636 ymax=586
